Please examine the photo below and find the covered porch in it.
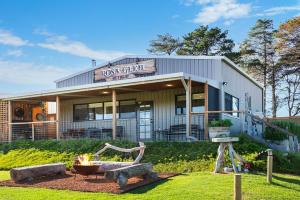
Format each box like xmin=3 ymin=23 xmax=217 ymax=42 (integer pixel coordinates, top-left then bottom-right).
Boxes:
xmin=3 ymin=73 xmax=227 ymax=142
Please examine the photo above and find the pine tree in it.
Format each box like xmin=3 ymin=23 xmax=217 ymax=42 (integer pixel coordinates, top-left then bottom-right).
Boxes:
xmin=147 ymin=33 xmax=180 ymax=55
xmin=176 ymin=26 xmax=235 ymax=56
xmin=240 ymin=19 xmax=279 ymax=117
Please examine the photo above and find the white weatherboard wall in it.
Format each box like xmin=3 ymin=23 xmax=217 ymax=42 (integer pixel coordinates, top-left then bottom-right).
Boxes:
xmin=221 ymin=62 xmax=263 ymax=133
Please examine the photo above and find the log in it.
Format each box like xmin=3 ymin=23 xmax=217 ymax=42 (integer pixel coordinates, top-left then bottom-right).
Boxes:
xmin=104 ymin=163 xmax=157 ymax=187
xmin=91 ymin=161 xmax=133 ymax=173
xmin=10 ymin=163 xmax=66 ymax=182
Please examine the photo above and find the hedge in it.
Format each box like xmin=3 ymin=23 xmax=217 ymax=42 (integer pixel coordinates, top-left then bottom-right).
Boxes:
xmin=0 ymin=134 xmax=299 ymax=174
xmin=264 ymin=120 xmax=300 ymax=141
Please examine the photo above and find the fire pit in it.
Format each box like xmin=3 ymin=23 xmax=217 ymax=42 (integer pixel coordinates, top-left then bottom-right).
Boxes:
xmin=73 ymin=164 xmax=100 ymax=176
xmin=73 ymin=155 xmax=100 ymax=176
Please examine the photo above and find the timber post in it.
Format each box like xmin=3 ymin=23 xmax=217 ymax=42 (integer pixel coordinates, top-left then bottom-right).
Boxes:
xmin=112 ymin=89 xmax=117 ymax=140
xmin=204 ymin=81 xmax=209 ymax=140
xmin=56 ymin=96 xmax=60 ymax=140
xmin=267 ymin=149 xmax=273 ymax=183
xmin=234 ymin=174 xmax=242 ymax=200
xmin=8 ymin=100 xmax=12 ymax=142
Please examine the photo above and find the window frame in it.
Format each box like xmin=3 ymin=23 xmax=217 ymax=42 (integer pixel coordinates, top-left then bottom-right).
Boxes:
xmin=175 ymin=93 xmax=205 ymax=115
xmin=224 ymin=93 xmax=240 ymax=117
xmin=73 ymin=99 xmax=136 ymax=122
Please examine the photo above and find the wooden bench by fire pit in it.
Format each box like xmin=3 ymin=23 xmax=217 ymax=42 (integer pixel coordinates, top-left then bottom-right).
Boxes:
xmin=105 ymin=163 xmax=157 ymax=188
xmin=10 ymin=163 xmax=66 ymax=182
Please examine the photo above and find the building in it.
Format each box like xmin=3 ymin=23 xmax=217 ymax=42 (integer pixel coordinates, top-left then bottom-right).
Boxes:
xmin=0 ymin=55 xmax=263 ymax=142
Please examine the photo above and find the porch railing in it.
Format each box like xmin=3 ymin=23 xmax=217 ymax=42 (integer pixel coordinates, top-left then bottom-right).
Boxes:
xmin=0 ymin=111 xmax=245 ymax=143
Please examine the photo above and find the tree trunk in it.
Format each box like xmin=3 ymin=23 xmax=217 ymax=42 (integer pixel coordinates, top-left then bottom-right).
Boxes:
xmin=271 ymin=67 xmax=277 ymax=117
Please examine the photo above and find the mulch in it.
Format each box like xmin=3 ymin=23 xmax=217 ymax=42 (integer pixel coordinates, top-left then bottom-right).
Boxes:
xmin=0 ymin=171 xmax=177 ymax=194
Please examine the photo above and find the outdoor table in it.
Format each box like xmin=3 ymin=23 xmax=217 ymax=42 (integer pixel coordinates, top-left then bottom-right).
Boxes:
xmin=212 ymin=137 xmax=246 ymax=173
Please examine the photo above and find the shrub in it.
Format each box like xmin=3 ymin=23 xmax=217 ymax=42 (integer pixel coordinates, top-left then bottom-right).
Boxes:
xmin=0 ymin=134 xmax=299 ymax=175
xmin=264 ymin=120 xmax=300 ymax=141
xmin=209 ymin=119 xmax=233 ymax=127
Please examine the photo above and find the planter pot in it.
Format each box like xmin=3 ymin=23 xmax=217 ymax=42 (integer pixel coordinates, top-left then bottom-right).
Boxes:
xmin=209 ymin=127 xmax=230 ymax=139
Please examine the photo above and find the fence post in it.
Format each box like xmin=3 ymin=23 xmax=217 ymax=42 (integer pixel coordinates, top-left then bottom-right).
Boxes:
xmin=31 ymin=123 xmax=35 ymax=141
xmin=234 ymin=174 xmax=242 ymax=200
xmin=267 ymin=149 xmax=273 ymax=183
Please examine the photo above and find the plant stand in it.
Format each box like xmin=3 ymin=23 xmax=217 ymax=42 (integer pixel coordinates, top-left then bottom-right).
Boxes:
xmin=212 ymin=137 xmax=247 ymax=173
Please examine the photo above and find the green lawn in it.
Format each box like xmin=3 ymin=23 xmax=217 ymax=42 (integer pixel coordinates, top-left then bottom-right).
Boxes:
xmin=0 ymin=171 xmax=299 ymax=200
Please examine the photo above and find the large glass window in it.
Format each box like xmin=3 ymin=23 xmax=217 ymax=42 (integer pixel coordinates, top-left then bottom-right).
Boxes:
xmin=104 ymin=102 xmax=119 ymax=119
xmin=119 ymin=100 xmax=136 ymax=119
xmin=74 ymin=104 xmax=88 ymax=121
xmin=88 ymin=103 xmax=103 ymax=120
xmin=74 ymin=100 xmax=136 ymax=121
xmin=175 ymin=93 xmax=205 ymax=115
xmin=225 ymin=93 xmax=239 ymax=117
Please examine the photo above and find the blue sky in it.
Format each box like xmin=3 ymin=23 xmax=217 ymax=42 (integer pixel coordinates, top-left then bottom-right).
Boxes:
xmin=0 ymin=0 xmax=299 ymax=97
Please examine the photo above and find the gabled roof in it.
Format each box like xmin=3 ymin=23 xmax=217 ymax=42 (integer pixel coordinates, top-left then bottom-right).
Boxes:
xmin=54 ymin=55 xmax=263 ymax=89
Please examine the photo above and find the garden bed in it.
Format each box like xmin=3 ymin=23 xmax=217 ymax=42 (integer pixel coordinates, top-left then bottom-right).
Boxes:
xmin=0 ymin=171 xmax=177 ymax=194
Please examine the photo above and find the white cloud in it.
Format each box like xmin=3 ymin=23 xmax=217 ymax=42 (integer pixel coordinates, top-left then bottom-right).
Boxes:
xmin=224 ymin=19 xmax=235 ymax=26
xmin=258 ymin=5 xmax=300 ymax=16
xmin=0 ymin=29 xmax=30 ymax=46
xmin=6 ymin=49 xmax=23 ymax=57
xmin=192 ymin=0 xmax=251 ymax=25
xmin=36 ymin=32 xmax=129 ymax=61
xmin=0 ymin=60 xmax=73 ymax=86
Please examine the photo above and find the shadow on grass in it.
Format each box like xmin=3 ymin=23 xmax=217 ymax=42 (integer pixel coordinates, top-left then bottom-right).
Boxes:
xmin=128 ymin=179 xmax=168 ymax=194
xmin=273 ymin=175 xmax=300 ymax=185
xmin=272 ymin=175 xmax=300 ymax=192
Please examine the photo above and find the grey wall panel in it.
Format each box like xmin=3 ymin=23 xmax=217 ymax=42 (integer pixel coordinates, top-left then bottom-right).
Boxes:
xmin=221 ymin=62 xmax=263 ymax=113
xmin=56 ymin=57 xmax=223 ymax=88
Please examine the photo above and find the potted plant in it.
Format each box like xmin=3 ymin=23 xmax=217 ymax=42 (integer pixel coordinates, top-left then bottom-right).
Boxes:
xmin=209 ymin=119 xmax=233 ymax=138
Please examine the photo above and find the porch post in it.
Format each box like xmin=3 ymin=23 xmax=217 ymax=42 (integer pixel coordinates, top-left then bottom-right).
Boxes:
xmin=219 ymin=82 xmax=225 ymax=120
xmin=181 ymin=78 xmax=191 ymax=139
xmin=187 ymin=79 xmax=192 ymax=138
xmin=8 ymin=100 xmax=12 ymax=142
xmin=112 ymin=89 xmax=117 ymax=140
xmin=56 ymin=96 xmax=60 ymax=140
xmin=204 ymin=81 xmax=209 ymax=140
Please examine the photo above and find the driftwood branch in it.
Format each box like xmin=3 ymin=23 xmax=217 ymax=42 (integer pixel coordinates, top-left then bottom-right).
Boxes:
xmin=94 ymin=142 xmax=145 ymax=164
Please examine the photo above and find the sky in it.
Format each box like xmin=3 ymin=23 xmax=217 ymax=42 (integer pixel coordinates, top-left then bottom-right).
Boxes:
xmin=0 ymin=0 xmax=299 ymax=115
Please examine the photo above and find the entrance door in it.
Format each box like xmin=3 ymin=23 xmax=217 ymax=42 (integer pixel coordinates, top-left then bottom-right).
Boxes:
xmin=138 ymin=101 xmax=153 ymax=140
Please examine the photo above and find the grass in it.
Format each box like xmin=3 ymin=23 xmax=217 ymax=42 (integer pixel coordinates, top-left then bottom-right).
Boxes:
xmin=0 ymin=171 xmax=299 ymax=200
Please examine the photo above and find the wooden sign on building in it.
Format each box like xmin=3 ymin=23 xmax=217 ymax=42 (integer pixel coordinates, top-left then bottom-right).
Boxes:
xmin=94 ymin=59 xmax=156 ymax=82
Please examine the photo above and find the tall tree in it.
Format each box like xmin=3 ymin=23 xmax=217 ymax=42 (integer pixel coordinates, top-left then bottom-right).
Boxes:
xmin=176 ymin=26 xmax=235 ymax=56
xmin=276 ymin=16 xmax=300 ymax=75
xmin=281 ymin=74 xmax=300 ymax=116
xmin=147 ymin=33 xmax=180 ymax=55
xmin=240 ymin=19 xmax=279 ymax=117
xmin=276 ymin=16 xmax=300 ymax=116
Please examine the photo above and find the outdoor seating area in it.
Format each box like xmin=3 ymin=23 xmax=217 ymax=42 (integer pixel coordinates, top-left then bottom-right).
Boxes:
xmin=61 ymin=126 xmax=125 ymax=140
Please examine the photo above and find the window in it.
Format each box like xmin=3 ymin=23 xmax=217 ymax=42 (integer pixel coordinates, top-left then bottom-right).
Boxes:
xmin=104 ymin=102 xmax=119 ymax=119
xmin=225 ymin=93 xmax=239 ymax=117
xmin=74 ymin=100 xmax=136 ymax=121
xmin=175 ymin=93 xmax=205 ymax=115
xmin=119 ymin=100 xmax=136 ymax=118
xmin=89 ymin=103 xmax=103 ymax=120
xmin=74 ymin=104 xmax=88 ymax=121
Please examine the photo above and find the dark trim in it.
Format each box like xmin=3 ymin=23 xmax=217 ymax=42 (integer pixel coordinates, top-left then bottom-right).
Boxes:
xmin=224 ymin=92 xmax=240 ymax=117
